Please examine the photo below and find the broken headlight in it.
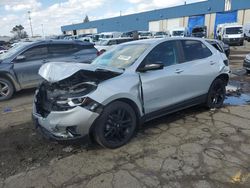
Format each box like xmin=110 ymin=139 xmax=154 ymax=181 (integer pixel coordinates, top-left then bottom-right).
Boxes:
xmin=57 ymin=97 xmax=103 ymax=113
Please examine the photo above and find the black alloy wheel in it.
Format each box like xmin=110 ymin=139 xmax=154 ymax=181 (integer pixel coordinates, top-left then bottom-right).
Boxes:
xmin=94 ymin=101 xmax=137 ymax=148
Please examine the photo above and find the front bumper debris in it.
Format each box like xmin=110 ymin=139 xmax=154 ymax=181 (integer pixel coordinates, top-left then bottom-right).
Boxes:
xmin=32 ymin=102 xmax=99 ymax=141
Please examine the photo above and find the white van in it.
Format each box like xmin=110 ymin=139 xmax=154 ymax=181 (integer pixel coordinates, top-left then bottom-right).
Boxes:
xmin=243 ymin=23 xmax=250 ymax=42
xmin=99 ymin=32 xmax=122 ymax=39
xmin=218 ymin=23 xmax=244 ymax=46
xmin=171 ymin=27 xmax=189 ymax=37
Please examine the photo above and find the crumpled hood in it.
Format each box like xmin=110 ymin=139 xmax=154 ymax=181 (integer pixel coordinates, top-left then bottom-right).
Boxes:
xmin=39 ymin=62 xmax=124 ymax=83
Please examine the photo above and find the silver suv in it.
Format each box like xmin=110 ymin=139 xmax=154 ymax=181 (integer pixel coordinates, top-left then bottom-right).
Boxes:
xmin=33 ymin=38 xmax=230 ymax=148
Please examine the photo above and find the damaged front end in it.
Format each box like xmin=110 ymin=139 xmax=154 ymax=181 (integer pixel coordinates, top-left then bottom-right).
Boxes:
xmin=33 ymin=62 xmax=123 ymax=140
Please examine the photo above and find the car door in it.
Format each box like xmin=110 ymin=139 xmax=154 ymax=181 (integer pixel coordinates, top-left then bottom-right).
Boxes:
xmin=176 ymin=40 xmax=218 ymax=101
xmin=139 ymin=40 xmax=189 ymax=114
xmin=13 ymin=44 xmax=49 ymax=88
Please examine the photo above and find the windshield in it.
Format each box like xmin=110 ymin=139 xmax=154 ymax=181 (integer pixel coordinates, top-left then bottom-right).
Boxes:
xmin=92 ymin=43 xmax=149 ymax=69
xmin=226 ymin=27 xmax=243 ymax=34
xmin=0 ymin=42 xmax=29 ymax=60
xmin=172 ymin=31 xmax=184 ymax=36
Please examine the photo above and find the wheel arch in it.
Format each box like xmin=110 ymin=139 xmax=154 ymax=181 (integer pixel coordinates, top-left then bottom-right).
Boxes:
xmin=88 ymin=97 xmax=143 ymax=142
xmin=0 ymin=72 xmax=20 ymax=91
xmin=215 ymin=73 xmax=229 ymax=85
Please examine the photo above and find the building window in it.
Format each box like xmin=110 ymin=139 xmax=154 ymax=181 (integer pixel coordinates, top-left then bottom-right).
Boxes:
xmin=225 ymin=0 xmax=232 ymax=11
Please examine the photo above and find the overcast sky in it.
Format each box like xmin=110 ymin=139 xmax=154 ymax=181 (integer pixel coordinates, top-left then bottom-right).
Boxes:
xmin=0 ymin=0 xmax=205 ymax=36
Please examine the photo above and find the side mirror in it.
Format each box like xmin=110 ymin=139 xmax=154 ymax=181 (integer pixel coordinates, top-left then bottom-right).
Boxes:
xmin=138 ymin=63 xmax=164 ymax=72
xmin=15 ymin=55 xmax=26 ymax=61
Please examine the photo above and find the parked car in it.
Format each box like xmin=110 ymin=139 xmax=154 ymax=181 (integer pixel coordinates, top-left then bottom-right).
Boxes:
xmin=243 ymin=23 xmax=250 ymax=42
xmin=191 ymin=26 xmax=207 ymax=38
xmin=0 ymin=46 xmax=7 ymax=54
xmin=218 ymin=23 xmax=244 ymax=46
xmin=171 ymin=27 xmax=189 ymax=37
xmin=33 ymin=38 xmax=230 ymax=148
xmin=243 ymin=54 xmax=250 ymax=73
xmin=138 ymin=31 xmax=153 ymax=39
xmin=78 ymin=36 xmax=94 ymax=44
xmin=95 ymin=38 xmax=134 ymax=53
xmin=99 ymin=32 xmax=122 ymax=39
xmin=0 ymin=40 xmax=98 ymax=101
xmin=206 ymin=39 xmax=230 ymax=57
xmin=121 ymin=30 xmax=139 ymax=39
xmin=154 ymin=31 xmax=170 ymax=38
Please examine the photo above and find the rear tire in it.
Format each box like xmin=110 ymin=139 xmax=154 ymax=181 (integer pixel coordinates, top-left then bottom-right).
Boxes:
xmin=0 ymin=78 xmax=14 ymax=101
xmin=94 ymin=101 xmax=137 ymax=149
xmin=206 ymin=79 xmax=226 ymax=109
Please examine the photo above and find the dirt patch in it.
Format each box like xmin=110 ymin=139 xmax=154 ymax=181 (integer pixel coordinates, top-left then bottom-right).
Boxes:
xmin=0 ymin=122 xmax=89 ymax=179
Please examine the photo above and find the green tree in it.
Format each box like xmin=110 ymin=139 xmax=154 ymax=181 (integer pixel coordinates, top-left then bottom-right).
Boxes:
xmin=83 ymin=15 xmax=90 ymax=23
xmin=11 ymin=25 xmax=28 ymax=39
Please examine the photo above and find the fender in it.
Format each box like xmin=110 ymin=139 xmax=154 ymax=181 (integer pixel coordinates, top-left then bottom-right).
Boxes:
xmin=0 ymin=71 xmax=21 ymax=91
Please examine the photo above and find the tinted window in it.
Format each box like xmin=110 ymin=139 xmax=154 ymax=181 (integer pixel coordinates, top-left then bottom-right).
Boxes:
xmin=21 ymin=45 xmax=48 ymax=61
xmin=143 ymin=41 xmax=178 ymax=67
xmin=48 ymin=44 xmax=82 ymax=57
xmin=181 ymin=40 xmax=212 ymax=62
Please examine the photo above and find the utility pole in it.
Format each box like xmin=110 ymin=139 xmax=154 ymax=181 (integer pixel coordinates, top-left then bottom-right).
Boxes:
xmin=41 ymin=24 xmax=45 ymax=38
xmin=27 ymin=11 xmax=33 ymax=37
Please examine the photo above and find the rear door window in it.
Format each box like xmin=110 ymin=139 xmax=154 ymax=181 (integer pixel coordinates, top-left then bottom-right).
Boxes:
xmin=48 ymin=44 xmax=83 ymax=57
xmin=181 ymin=40 xmax=212 ymax=62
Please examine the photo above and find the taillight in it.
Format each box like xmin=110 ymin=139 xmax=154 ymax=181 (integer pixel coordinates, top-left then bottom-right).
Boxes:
xmin=223 ymin=59 xmax=229 ymax=66
xmin=97 ymin=49 xmax=106 ymax=56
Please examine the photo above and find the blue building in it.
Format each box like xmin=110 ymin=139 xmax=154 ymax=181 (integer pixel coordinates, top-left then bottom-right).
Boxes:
xmin=61 ymin=0 xmax=250 ymax=38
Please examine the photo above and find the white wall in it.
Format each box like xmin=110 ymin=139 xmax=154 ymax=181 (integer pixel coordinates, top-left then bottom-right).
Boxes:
xmin=149 ymin=21 xmax=161 ymax=32
xmin=77 ymin=28 xmax=97 ymax=35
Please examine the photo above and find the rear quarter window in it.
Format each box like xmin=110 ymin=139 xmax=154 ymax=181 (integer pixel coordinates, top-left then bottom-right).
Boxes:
xmin=181 ymin=40 xmax=212 ymax=62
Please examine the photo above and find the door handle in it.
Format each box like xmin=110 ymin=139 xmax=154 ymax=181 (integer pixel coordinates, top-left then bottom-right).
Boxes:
xmin=42 ymin=59 xmax=49 ymax=63
xmin=175 ymin=69 xmax=184 ymax=74
xmin=210 ymin=61 xmax=216 ymax=65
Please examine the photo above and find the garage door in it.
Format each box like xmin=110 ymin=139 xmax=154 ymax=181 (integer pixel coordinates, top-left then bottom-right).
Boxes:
xmin=167 ymin=18 xmax=181 ymax=31
xmin=214 ymin=11 xmax=237 ymax=37
xmin=149 ymin=21 xmax=161 ymax=32
xmin=188 ymin=15 xmax=205 ymax=33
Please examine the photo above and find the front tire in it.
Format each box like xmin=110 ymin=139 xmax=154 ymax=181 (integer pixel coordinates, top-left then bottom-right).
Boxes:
xmin=94 ymin=101 xmax=137 ymax=149
xmin=206 ymin=79 xmax=226 ymax=109
xmin=0 ymin=78 xmax=14 ymax=101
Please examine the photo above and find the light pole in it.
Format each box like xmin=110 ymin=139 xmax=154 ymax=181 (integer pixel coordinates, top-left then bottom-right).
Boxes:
xmin=27 ymin=11 xmax=33 ymax=37
xmin=41 ymin=24 xmax=45 ymax=38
